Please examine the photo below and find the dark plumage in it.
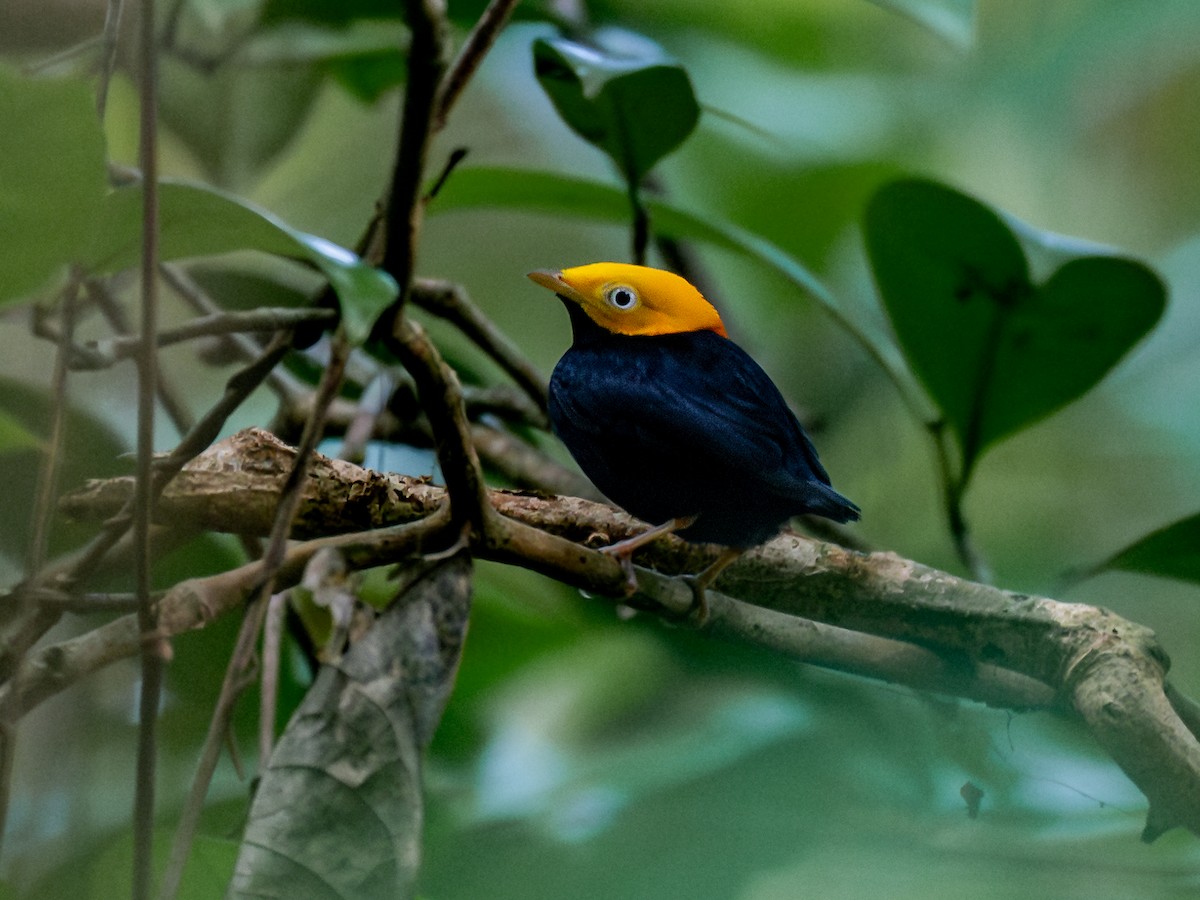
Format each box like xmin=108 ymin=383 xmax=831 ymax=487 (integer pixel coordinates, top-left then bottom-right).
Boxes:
xmin=548 ymin=298 xmax=859 ymax=548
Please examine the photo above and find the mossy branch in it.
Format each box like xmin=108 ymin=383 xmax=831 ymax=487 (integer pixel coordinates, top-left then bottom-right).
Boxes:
xmin=45 ymin=427 xmax=1200 ymax=842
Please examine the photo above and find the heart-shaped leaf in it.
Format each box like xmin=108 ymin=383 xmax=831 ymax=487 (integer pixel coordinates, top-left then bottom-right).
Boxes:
xmin=533 ymin=35 xmax=700 ymax=185
xmin=1102 ymin=513 xmax=1200 ymax=585
xmin=866 ymin=178 xmax=1165 ymax=473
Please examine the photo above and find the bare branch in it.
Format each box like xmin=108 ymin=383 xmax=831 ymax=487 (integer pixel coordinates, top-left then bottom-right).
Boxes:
xmin=133 ymin=0 xmax=164 ymax=890
xmin=433 ymin=0 xmax=523 ymax=129
xmin=379 ymin=0 xmax=449 ymax=288
xmin=87 ymin=278 xmax=196 ymax=434
xmin=159 ymin=334 xmax=350 ymax=900
xmin=74 ymin=307 xmax=339 ymax=368
xmin=389 ymin=318 xmax=492 ymax=535
xmin=412 ymin=278 xmax=549 ymax=415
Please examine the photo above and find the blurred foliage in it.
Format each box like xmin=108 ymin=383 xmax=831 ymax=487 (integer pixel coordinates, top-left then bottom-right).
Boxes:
xmin=532 ymin=32 xmax=700 ymax=187
xmin=2 ymin=0 xmax=1200 ymax=897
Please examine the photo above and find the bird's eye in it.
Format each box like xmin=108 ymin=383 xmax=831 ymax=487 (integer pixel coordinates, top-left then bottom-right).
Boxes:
xmin=605 ymin=285 xmax=638 ymax=310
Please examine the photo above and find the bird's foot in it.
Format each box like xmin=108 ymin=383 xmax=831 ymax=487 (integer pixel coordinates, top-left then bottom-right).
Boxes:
xmin=598 ymin=515 xmax=699 ymax=597
xmin=599 ymin=543 xmax=640 ymax=595
xmin=680 ymin=574 xmax=711 ymax=626
xmin=677 ymin=547 xmax=744 ymax=627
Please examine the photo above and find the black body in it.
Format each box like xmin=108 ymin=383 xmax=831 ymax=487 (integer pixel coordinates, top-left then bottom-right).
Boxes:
xmin=549 ymin=302 xmax=860 ymax=548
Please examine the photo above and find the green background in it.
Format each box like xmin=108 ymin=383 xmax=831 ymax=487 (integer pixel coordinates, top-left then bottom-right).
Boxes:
xmin=2 ymin=0 xmax=1199 ymax=896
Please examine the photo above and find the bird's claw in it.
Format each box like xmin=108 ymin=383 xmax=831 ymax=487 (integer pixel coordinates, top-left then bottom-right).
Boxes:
xmin=600 ymin=544 xmax=640 ymax=596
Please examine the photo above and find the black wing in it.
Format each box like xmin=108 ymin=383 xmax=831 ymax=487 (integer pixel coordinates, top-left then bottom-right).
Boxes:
xmin=551 ymin=331 xmax=858 ymax=521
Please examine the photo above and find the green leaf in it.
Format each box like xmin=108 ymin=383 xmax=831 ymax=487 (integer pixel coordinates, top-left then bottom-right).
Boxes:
xmin=0 ymin=376 xmax=128 ymax=564
xmin=237 ymin=21 xmax=409 ymax=106
xmin=157 ymin=57 xmax=323 ymax=186
xmin=533 ymin=35 xmax=700 ymax=185
xmin=1103 ymin=513 xmax=1200 ymax=585
xmin=867 ymin=0 xmax=976 ymax=48
xmin=0 ymin=66 xmax=108 ymax=306
xmin=0 ymin=407 xmax=41 ymax=455
xmin=865 ymin=178 xmax=1165 ymax=472
xmin=232 ymin=555 xmax=472 ymax=900
xmin=88 ymin=181 xmax=397 ymax=345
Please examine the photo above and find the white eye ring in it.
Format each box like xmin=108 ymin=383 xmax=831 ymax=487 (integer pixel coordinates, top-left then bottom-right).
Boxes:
xmin=605 ymin=285 xmax=638 ymax=310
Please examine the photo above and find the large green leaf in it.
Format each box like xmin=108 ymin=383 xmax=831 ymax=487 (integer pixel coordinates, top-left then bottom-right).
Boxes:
xmin=1102 ymin=513 xmax=1200 ymax=585
xmin=533 ymin=35 xmax=700 ymax=186
xmin=88 ymin=182 xmax=397 ymax=345
xmin=0 ymin=66 xmax=108 ymax=305
xmin=865 ymin=178 xmax=1165 ymax=472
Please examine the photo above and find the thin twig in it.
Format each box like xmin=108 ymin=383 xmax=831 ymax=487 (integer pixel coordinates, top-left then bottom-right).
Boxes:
xmin=157 ymin=597 xmax=268 ymax=900
xmin=159 ymin=263 xmax=299 ymax=400
xmin=27 ymin=275 xmax=82 ymax=576
xmin=379 ymin=0 xmax=449 ymax=288
xmin=157 ymin=336 xmax=350 ymax=900
xmin=21 ymin=35 xmax=104 ymax=75
xmin=88 ymin=278 xmax=196 ymax=434
xmin=433 ymin=0 xmax=523 ymax=130
xmin=390 ymin=319 xmax=491 ymax=535
xmin=930 ymin=419 xmax=992 ymax=582
xmin=132 ymin=0 xmax=163 ymax=892
xmin=96 ymin=0 xmax=126 ymax=119
xmin=77 ymin=307 xmax=340 ymax=367
xmin=257 ymin=590 xmax=287 ymax=772
xmin=338 ymin=373 xmax=394 ymax=464
xmin=470 ymin=423 xmax=597 ymax=498
xmin=411 ymin=278 xmax=549 ymax=415
xmin=424 ymin=147 xmax=469 ymax=202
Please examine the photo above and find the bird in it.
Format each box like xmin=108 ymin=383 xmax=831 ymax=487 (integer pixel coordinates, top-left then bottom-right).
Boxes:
xmin=528 ymin=262 xmax=859 ymax=620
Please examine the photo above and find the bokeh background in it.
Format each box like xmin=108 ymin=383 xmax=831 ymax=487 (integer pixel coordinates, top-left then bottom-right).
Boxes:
xmin=2 ymin=0 xmax=1200 ymax=896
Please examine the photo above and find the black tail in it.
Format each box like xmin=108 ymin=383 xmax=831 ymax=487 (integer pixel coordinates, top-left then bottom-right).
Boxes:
xmin=807 ymin=482 xmax=861 ymax=524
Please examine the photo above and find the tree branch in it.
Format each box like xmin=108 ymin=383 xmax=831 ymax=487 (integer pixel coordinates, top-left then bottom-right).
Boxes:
xmin=411 ymin=278 xmax=549 ymax=416
xmin=433 ymin=0 xmax=522 ymax=130
xmin=52 ymin=428 xmax=1200 ymax=840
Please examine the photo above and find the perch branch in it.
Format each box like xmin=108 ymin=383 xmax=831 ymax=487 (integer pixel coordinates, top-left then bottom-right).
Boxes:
xmin=50 ymin=428 xmax=1200 ymax=840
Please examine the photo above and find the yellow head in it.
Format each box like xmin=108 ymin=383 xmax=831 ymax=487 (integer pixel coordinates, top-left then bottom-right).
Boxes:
xmin=528 ymin=262 xmax=728 ymax=338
